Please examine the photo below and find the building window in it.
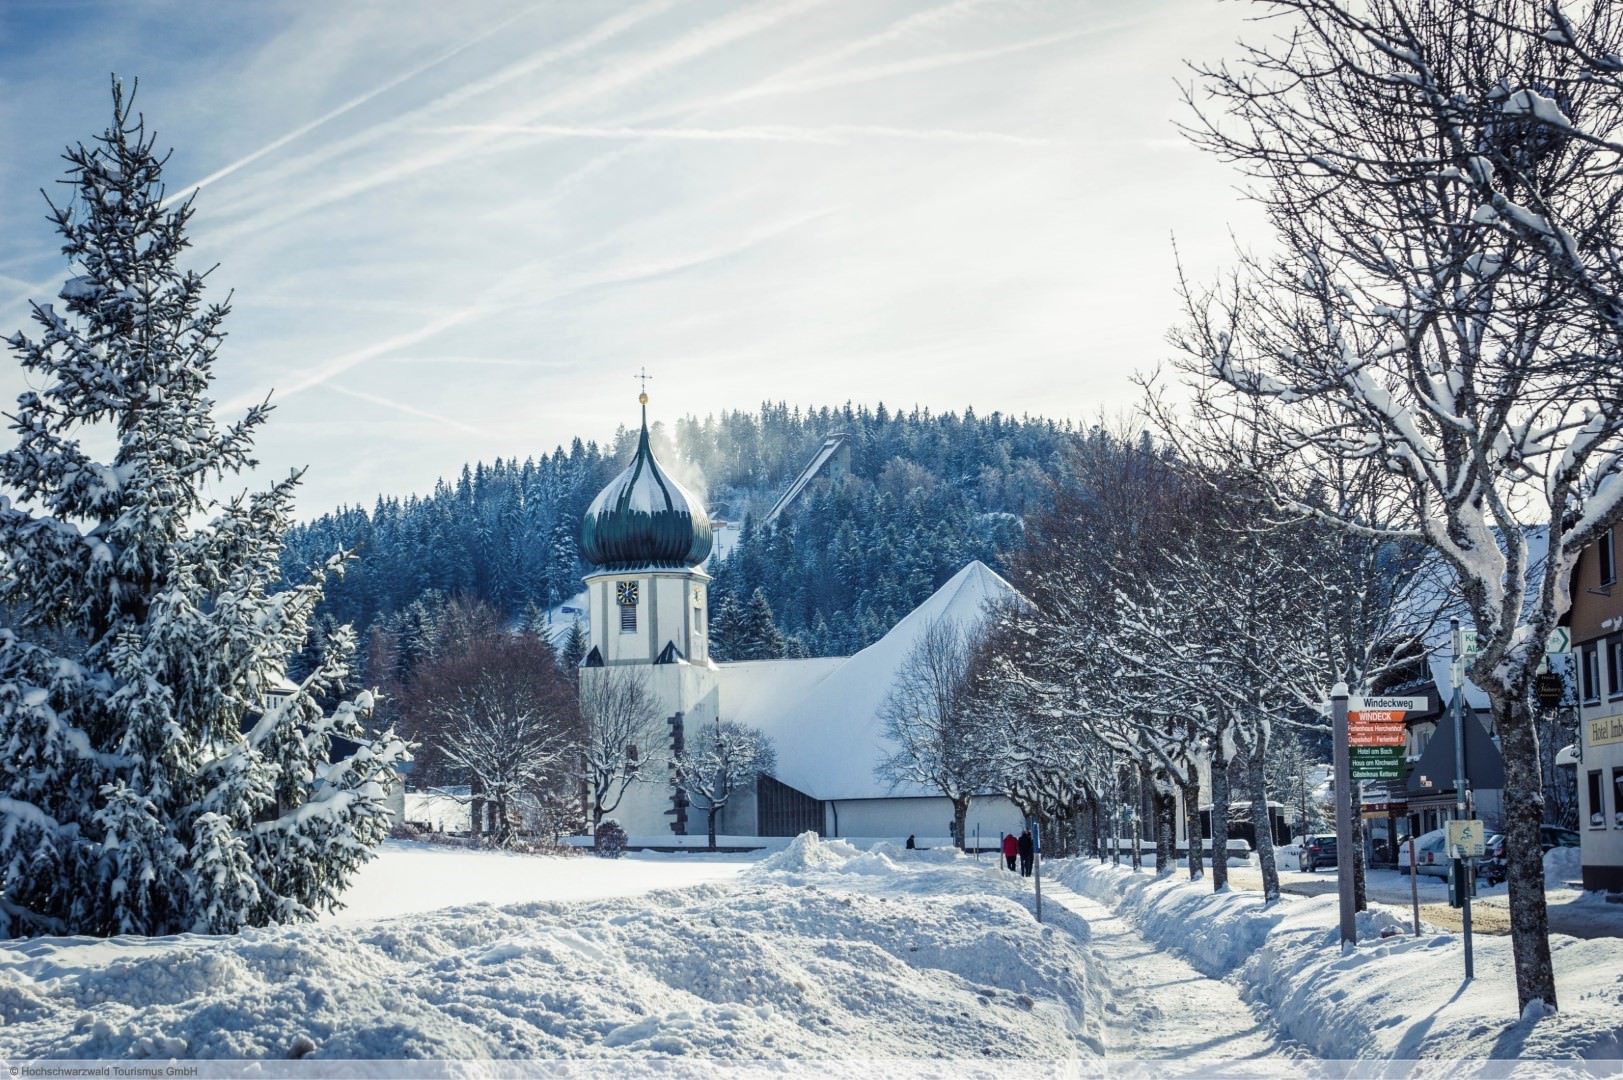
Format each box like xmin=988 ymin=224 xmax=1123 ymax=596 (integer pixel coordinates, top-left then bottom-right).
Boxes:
xmin=620 ymin=603 xmax=637 ymax=633
xmin=1589 ymin=769 xmax=1605 ymax=828
xmin=1611 ymin=635 xmax=1623 ymax=700
xmin=1602 ymin=529 xmax=1617 ymax=587
xmin=694 ymin=604 xmax=704 ymax=633
xmin=1582 ymin=642 xmax=1602 ymax=704
xmin=1614 ymin=768 xmax=1623 ymax=829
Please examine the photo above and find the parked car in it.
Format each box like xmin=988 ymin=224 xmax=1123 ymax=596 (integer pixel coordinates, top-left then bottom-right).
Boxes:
xmin=1405 ymin=828 xmax=1451 ymax=878
xmin=1294 ymin=834 xmax=1338 ymax=872
xmin=1482 ymin=825 xmax=1580 ymax=885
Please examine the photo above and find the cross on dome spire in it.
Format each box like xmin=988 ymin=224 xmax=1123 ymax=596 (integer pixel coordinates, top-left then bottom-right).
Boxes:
xmin=635 ymin=366 xmax=653 ymax=409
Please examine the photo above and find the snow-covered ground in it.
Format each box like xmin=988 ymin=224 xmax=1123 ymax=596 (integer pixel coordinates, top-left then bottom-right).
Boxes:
xmin=321 ymin=839 xmax=758 ymax=924
xmin=0 ymin=838 xmax=1096 ymax=1062
xmin=1055 ymin=858 xmax=1623 ymax=1060
xmin=5 ymin=835 xmax=1622 ymax=1065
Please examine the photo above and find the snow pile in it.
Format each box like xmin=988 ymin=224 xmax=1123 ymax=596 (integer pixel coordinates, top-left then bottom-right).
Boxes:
xmin=2 ymin=841 xmax=1094 ymax=1062
xmin=1054 ymin=860 xmax=1623 ymax=1059
xmin=752 ymin=830 xmax=866 ymax=873
xmin=1545 ymin=845 xmax=1583 ymax=888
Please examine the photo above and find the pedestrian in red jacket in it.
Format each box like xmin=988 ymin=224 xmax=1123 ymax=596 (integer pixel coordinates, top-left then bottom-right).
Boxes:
xmin=1001 ymin=831 xmax=1018 ymax=872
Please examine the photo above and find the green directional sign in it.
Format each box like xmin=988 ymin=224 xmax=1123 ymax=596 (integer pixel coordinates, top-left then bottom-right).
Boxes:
xmin=1349 ymin=746 xmax=1405 ymax=780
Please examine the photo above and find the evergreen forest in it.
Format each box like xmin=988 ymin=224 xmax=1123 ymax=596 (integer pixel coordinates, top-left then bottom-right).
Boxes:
xmin=282 ymin=403 xmax=1075 ymax=686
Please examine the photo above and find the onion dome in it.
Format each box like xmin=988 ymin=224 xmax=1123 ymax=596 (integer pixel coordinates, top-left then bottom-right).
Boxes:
xmin=581 ymin=395 xmax=713 ymax=569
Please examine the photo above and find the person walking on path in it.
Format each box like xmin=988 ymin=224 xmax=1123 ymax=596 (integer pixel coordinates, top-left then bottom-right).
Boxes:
xmin=1018 ymin=828 xmax=1034 ymax=878
xmin=1001 ymin=831 xmax=1018 ymax=872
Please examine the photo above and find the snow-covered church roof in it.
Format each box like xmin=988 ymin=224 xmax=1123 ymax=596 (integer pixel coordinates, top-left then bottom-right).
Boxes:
xmin=719 ymin=560 xmax=1022 ymax=801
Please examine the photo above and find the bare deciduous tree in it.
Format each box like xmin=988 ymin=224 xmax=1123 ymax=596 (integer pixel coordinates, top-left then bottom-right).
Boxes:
xmin=410 ymin=626 xmax=581 ymax=845
xmin=578 ymin=667 xmax=662 ymax=842
xmin=672 ymin=720 xmax=775 ymax=851
xmin=1176 ymin=0 xmax=1623 ymax=1010
xmin=878 ymin=618 xmax=990 ymax=850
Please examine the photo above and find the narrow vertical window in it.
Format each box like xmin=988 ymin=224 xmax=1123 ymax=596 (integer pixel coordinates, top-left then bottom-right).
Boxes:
xmin=1582 ymin=643 xmax=1601 ymax=703
xmin=616 ymin=580 xmax=639 ymax=634
xmin=1589 ymin=770 xmax=1605 ymax=828
xmin=1613 ymin=768 xmax=1623 ymax=829
xmin=1601 ymin=529 xmax=1617 ymax=587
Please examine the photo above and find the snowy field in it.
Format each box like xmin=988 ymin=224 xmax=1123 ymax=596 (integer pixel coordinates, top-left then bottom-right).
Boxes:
xmin=320 ymin=840 xmax=757 ymax=924
xmin=3 ymin=836 xmax=1622 ymax=1067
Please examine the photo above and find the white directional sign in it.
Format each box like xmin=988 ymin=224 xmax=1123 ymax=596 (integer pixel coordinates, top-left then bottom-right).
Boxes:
xmin=1447 ymin=819 xmax=1486 ymax=859
xmin=1347 ymin=696 xmax=1428 ymax=712
xmin=1461 ymin=628 xmax=1570 ymax=656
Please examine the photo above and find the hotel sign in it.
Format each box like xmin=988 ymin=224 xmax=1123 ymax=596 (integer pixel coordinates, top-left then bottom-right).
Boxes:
xmin=1588 ymin=713 xmax=1623 ymax=749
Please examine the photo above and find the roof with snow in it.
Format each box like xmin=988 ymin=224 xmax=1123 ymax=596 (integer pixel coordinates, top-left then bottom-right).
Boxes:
xmin=581 ymin=402 xmax=713 ymax=570
xmin=723 ymin=560 xmax=1022 ymax=801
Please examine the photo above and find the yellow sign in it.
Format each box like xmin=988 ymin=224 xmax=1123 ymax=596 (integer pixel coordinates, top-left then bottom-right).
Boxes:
xmin=1589 ymin=713 xmax=1623 ymax=749
xmin=1447 ymin=819 xmax=1485 ymax=858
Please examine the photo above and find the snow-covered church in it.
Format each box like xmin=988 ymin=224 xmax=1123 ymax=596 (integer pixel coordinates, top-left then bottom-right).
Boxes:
xmin=576 ymin=396 xmax=1027 ymax=845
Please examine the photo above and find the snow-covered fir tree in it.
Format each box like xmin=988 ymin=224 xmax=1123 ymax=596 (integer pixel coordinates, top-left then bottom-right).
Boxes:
xmin=0 ymin=81 xmax=408 ymax=937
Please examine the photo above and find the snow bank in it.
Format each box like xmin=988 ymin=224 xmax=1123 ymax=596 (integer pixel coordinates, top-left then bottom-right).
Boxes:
xmin=1 ymin=838 xmax=1095 ymax=1062
xmin=1545 ymin=845 xmax=1583 ymax=888
xmin=1054 ymin=860 xmax=1623 ymax=1059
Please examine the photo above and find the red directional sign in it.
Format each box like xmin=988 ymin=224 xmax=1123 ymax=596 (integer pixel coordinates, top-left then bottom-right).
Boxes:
xmin=1348 ymin=708 xmax=1408 ymax=749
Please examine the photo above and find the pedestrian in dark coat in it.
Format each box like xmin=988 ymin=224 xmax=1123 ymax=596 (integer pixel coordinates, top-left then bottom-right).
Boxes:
xmin=1001 ymin=831 xmax=1018 ymax=872
xmin=1018 ymin=829 xmax=1034 ymax=878
xmin=905 ymin=834 xmax=916 ymax=850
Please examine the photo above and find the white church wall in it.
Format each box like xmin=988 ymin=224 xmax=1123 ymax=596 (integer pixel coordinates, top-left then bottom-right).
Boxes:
xmin=824 ymin=795 xmax=1026 ymax=847
xmin=589 ymin=661 xmax=725 ymax=837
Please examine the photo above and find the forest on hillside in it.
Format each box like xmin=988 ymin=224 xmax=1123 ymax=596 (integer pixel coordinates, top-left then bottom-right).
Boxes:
xmin=281 ymin=402 xmax=1077 ymax=686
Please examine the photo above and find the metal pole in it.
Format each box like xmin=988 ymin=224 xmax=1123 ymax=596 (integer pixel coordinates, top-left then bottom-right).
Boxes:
xmin=1031 ymin=816 xmax=1043 ymax=924
xmin=1331 ymin=682 xmax=1357 ymax=946
xmin=1451 ymin=618 xmax=1474 ymax=980
xmin=1409 ymin=833 xmax=1420 ymax=936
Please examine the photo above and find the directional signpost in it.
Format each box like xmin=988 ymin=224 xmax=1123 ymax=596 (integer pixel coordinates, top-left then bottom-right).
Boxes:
xmin=1346 ymin=696 xmax=1424 ymax=781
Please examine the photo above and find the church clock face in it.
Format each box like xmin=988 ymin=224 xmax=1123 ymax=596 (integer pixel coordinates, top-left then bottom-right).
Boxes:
xmin=616 ymin=580 xmax=639 ymax=606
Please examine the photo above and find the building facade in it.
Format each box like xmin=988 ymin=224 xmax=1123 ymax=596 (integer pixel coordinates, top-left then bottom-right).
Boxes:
xmin=1571 ymin=523 xmax=1623 ymax=891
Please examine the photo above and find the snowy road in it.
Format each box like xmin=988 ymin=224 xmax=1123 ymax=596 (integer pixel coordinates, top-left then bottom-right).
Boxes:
xmin=1045 ymin=883 xmax=1292 ymax=1060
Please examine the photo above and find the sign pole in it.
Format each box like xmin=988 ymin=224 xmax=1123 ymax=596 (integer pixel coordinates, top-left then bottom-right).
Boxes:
xmin=1451 ymin=618 xmax=1474 ymax=981
xmin=1331 ymin=682 xmax=1357 ymax=947
xmin=1031 ymin=816 xmax=1043 ymax=924
xmin=1409 ymin=835 xmax=1420 ymax=936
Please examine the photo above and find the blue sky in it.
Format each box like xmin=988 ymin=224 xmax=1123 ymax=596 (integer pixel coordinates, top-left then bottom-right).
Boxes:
xmin=0 ymin=1 xmax=1265 ymax=517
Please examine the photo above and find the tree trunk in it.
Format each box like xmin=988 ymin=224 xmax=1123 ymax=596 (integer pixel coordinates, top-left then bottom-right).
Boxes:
xmin=1247 ymin=735 xmax=1280 ymax=903
xmin=470 ymin=778 xmax=484 ymax=842
xmin=1153 ymin=771 xmax=1177 ymax=876
xmin=952 ymin=796 xmax=969 ymax=852
xmin=1497 ymin=692 xmax=1559 ymax=1011
xmin=1210 ymin=734 xmax=1231 ymax=892
xmin=707 ymin=805 xmax=719 ymax=852
xmin=1131 ymin=763 xmax=1146 ymax=871
xmin=1182 ymin=775 xmax=1204 ymax=882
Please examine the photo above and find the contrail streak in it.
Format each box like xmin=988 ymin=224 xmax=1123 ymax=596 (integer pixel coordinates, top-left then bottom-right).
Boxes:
xmin=197 ymin=0 xmax=821 ymax=245
xmin=327 ymin=383 xmax=484 ymax=436
xmin=161 ymin=4 xmax=538 ymax=209
xmin=424 ymin=123 xmax=1049 ymax=147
